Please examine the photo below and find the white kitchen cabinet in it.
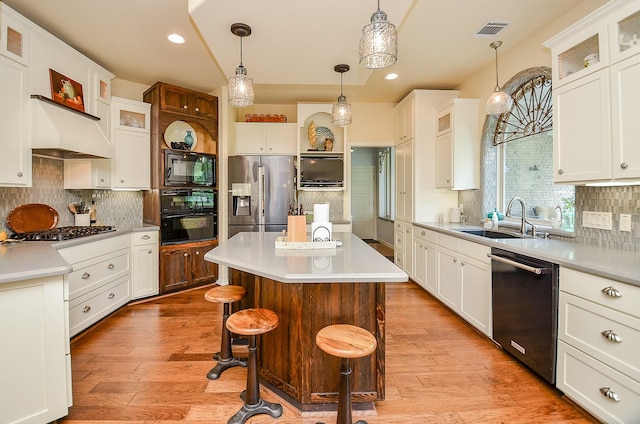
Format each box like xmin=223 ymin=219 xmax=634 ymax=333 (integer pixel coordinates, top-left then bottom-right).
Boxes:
xmin=435 ymin=233 xmax=491 ymax=337
xmin=393 ymin=220 xmax=412 ymax=275
xmin=235 ymin=122 xmax=297 ymax=155
xmin=395 ymin=140 xmax=413 ymax=222
xmin=393 ymin=90 xmax=460 ymax=225
xmin=0 ymin=275 xmax=71 ymax=424
xmin=545 ymin=0 xmax=640 ymax=184
xmin=395 ymin=95 xmax=414 ymax=144
xmin=557 ymin=267 xmax=640 ymax=423
xmin=435 ymin=98 xmax=480 ymax=189
xmin=111 ymin=97 xmax=151 ymax=190
xmin=1 ymin=3 xmax=30 ymax=66
xmin=57 ymin=233 xmax=131 ymax=337
xmin=413 ymin=226 xmax=437 ymax=294
xmin=0 ymin=54 xmax=31 ymax=188
xmin=132 ymin=230 xmax=159 ymax=299
xmin=64 ymin=158 xmax=111 ymax=189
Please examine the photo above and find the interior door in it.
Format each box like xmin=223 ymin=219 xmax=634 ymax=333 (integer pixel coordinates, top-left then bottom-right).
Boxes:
xmin=351 ymin=166 xmax=376 ymax=239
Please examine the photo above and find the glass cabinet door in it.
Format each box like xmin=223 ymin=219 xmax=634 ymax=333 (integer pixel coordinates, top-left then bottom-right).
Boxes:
xmin=609 ymin=4 xmax=640 ymax=64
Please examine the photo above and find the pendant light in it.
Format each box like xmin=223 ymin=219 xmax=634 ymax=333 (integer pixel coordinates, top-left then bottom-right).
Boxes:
xmin=228 ymin=23 xmax=254 ymax=108
xmin=332 ymin=64 xmax=352 ymax=127
xmin=486 ymin=41 xmax=513 ymax=115
xmin=359 ymin=0 xmax=397 ymax=69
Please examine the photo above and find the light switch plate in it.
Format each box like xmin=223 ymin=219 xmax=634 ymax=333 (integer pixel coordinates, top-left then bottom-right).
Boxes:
xmin=582 ymin=211 xmax=613 ymax=230
xmin=620 ymin=214 xmax=632 ymax=232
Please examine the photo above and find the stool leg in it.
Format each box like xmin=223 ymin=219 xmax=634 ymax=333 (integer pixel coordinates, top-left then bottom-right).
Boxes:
xmin=336 ymin=358 xmax=367 ymax=424
xmin=207 ymin=303 xmax=247 ymax=380
xmin=228 ymin=335 xmax=283 ymax=424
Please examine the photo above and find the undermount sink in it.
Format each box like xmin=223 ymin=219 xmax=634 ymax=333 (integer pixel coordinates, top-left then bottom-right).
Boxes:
xmin=457 ymin=229 xmax=523 ymax=239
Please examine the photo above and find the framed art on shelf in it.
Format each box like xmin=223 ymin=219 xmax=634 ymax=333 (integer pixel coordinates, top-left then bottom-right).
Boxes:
xmin=49 ymin=69 xmax=85 ymax=112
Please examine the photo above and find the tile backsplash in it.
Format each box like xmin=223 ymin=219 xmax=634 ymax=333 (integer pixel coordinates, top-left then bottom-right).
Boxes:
xmin=0 ymin=156 xmax=142 ymax=233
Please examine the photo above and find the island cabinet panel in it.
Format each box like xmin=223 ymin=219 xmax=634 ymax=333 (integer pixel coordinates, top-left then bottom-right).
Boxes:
xmin=231 ymin=268 xmax=385 ymax=411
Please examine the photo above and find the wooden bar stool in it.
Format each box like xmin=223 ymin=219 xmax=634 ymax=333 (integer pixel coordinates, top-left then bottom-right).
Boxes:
xmin=204 ymin=285 xmax=248 ymax=380
xmin=316 ymin=324 xmax=377 ymax=424
xmin=225 ymin=308 xmax=283 ymax=424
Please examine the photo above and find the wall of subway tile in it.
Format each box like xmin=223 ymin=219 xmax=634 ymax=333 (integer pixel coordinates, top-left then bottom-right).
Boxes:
xmin=0 ymin=156 xmax=142 ymax=234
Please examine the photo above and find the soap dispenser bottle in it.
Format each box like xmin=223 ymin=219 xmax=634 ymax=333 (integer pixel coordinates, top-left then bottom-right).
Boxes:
xmin=492 ymin=210 xmax=499 ymax=228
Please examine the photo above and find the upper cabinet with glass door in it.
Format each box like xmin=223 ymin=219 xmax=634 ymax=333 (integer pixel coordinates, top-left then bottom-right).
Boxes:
xmin=0 ymin=4 xmax=29 ymax=66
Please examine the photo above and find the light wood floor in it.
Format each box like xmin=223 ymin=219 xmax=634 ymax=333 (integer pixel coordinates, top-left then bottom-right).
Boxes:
xmin=59 ymin=279 xmax=598 ymax=424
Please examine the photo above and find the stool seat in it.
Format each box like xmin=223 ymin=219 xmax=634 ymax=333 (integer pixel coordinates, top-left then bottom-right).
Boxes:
xmin=204 ymin=285 xmax=248 ymax=381
xmin=226 ymin=308 xmax=279 ymax=336
xmin=205 ymin=285 xmax=247 ymax=304
xmin=316 ymin=324 xmax=377 ymax=359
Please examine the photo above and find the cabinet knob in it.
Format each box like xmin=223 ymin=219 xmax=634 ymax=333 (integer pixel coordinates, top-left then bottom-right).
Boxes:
xmin=108 ymin=292 xmax=115 ymax=299
xmin=100 ymin=178 xmax=104 ymax=182
xmin=17 ymin=172 xmax=23 ymax=177
xmin=601 ymin=286 xmax=622 ymax=297
xmin=599 ymin=387 xmax=620 ymax=402
xmin=195 ymin=250 xmax=200 ymax=255
xmin=108 ymin=263 xmax=115 ymax=269
xmin=601 ymin=330 xmax=622 ymax=343
xmin=620 ymin=162 xmax=628 ymax=169
xmin=82 ymin=272 xmax=91 ymax=279
xmin=120 ymin=179 xmax=125 ymax=183
xmin=82 ymin=305 xmax=91 ymax=313
xmin=557 ymin=169 xmax=564 ymax=175
xmin=147 ymin=250 xmax=152 ymax=254
xmin=453 ymin=258 xmax=457 ymax=263
xmin=184 ymin=252 xmax=189 ymax=257
xmin=195 ymin=107 xmax=199 ymax=112
xmin=182 ymin=105 xmax=188 ymax=109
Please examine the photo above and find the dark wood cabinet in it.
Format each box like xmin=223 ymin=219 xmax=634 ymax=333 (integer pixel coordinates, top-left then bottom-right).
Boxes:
xmin=143 ymin=82 xmax=220 ymax=294
xmin=159 ymin=83 xmax=217 ymax=121
xmin=159 ymin=240 xmax=218 ymax=293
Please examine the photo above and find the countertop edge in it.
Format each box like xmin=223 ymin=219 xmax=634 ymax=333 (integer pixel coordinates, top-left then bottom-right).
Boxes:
xmin=414 ymin=222 xmax=640 ymax=287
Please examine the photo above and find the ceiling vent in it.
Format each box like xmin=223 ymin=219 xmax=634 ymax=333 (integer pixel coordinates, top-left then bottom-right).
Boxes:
xmin=471 ymin=21 xmax=510 ymax=38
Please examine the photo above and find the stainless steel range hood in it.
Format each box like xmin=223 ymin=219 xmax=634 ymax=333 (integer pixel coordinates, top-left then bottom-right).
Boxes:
xmin=30 ymin=96 xmax=114 ymax=159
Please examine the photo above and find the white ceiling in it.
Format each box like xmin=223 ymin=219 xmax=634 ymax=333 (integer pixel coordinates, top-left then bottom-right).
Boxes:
xmin=4 ymin=0 xmax=588 ymax=104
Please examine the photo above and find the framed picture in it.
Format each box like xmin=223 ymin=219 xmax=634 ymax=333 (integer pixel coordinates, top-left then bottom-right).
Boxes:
xmin=49 ymin=69 xmax=85 ymax=112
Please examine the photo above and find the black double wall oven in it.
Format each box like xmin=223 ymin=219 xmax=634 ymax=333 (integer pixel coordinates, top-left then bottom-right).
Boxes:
xmin=161 ymin=151 xmax=217 ymax=245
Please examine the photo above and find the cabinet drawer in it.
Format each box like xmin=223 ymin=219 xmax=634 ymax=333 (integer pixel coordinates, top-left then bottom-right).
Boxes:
xmin=557 ymin=341 xmax=640 ymax=424
xmin=436 ymin=233 xmax=459 ymax=252
xmin=68 ymin=249 xmax=130 ymax=300
xmin=394 ymin=230 xmax=405 ymax=252
xmin=133 ymin=231 xmax=158 ymax=246
xmin=560 ymin=268 xmax=640 ymax=318
xmin=57 ymin=234 xmax=131 ymax=264
xmin=69 ymin=276 xmax=131 ymax=337
xmin=394 ymin=251 xmax=404 ymax=269
xmin=559 ymin=291 xmax=640 ymax=382
xmin=458 ymin=239 xmax=490 ymax=263
xmin=413 ymin=227 xmax=436 ymax=243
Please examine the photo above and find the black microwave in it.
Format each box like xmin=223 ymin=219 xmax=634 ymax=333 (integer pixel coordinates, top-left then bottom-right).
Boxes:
xmin=165 ymin=151 xmax=215 ymax=187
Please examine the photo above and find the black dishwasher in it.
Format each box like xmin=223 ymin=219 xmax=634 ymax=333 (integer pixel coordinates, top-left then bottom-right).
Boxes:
xmin=490 ymin=248 xmax=559 ymax=384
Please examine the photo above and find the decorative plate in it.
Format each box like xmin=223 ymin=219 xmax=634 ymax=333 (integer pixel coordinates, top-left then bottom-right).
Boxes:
xmin=164 ymin=120 xmax=197 ymax=151
xmin=314 ymin=126 xmax=334 ymax=151
xmin=7 ymin=204 xmax=60 ymax=233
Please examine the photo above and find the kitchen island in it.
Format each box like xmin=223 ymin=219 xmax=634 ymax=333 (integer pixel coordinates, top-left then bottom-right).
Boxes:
xmin=204 ymin=232 xmax=408 ymax=412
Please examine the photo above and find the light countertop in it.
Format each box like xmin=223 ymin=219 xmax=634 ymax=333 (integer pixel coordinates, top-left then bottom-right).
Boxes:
xmin=204 ymin=232 xmax=409 ymax=283
xmin=415 ymin=222 xmax=640 ymax=287
xmin=0 ymin=225 xmax=158 ymax=285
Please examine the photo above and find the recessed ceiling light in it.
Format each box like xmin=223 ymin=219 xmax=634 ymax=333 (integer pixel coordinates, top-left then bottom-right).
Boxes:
xmin=385 ymin=73 xmax=398 ymax=80
xmin=167 ymin=33 xmax=185 ymax=44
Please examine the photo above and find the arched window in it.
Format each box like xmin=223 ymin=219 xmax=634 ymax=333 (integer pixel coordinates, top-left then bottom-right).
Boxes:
xmin=481 ymin=67 xmax=575 ymax=231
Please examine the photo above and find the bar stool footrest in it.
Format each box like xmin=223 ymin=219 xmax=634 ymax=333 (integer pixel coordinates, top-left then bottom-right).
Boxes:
xmin=227 ymin=398 xmax=283 ymax=424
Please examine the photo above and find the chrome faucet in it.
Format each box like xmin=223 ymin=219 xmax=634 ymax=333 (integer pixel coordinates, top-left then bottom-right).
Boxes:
xmin=506 ymin=196 xmax=538 ymax=236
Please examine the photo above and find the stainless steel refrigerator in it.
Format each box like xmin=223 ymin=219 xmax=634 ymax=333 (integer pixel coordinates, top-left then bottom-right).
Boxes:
xmin=228 ymin=155 xmax=296 ymax=238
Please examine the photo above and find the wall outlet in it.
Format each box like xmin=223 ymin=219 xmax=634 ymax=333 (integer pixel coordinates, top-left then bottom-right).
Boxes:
xmin=582 ymin=211 xmax=613 ymax=230
xmin=620 ymin=214 xmax=632 ymax=232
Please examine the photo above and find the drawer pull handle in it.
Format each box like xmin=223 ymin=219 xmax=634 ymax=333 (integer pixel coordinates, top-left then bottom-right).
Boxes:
xmin=601 ymin=330 xmax=622 ymax=343
xmin=599 ymin=387 xmax=620 ymax=402
xmin=82 ymin=272 xmax=90 ymax=279
xmin=141 ymin=235 xmax=151 ymax=240
xmin=108 ymin=263 xmax=115 ymax=270
xmin=148 ymin=250 xmax=152 ymax=254
xmin=108 ymin=292 xmax=115 ymax=299
xmin=82 ymin=305 xmax=91 ymax=313
xmin=601 ymin=286 xmax=622 ymax=297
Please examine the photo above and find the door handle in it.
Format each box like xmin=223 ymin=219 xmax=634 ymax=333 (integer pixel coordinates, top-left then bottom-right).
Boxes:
xmin=487 ymin=254 xmax=553 ymax=275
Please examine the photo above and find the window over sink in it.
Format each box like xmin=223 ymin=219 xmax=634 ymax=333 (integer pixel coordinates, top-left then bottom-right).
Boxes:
xmin=486 ymin=67 xmax=576 ymax=232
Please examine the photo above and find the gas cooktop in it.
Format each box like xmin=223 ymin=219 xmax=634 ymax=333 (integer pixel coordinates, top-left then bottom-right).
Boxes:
xmin=10 ymin=225 xmax=116 ymax=241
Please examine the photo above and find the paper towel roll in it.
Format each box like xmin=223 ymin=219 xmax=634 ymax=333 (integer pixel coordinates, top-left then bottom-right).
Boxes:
xmin=313 ymin=203 xmax=330 ymax=223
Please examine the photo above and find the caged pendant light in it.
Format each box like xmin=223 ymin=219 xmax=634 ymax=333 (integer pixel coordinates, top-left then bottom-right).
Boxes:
xmin=332 ymin=64 xmax=352 ymax=127
xmin=228 ymin=23 xmax=254 ymax=108
xmin=486 ymin=40 xmax=513 ymax=115
xmin=359 ymin=0 xmax=397 ymax=69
